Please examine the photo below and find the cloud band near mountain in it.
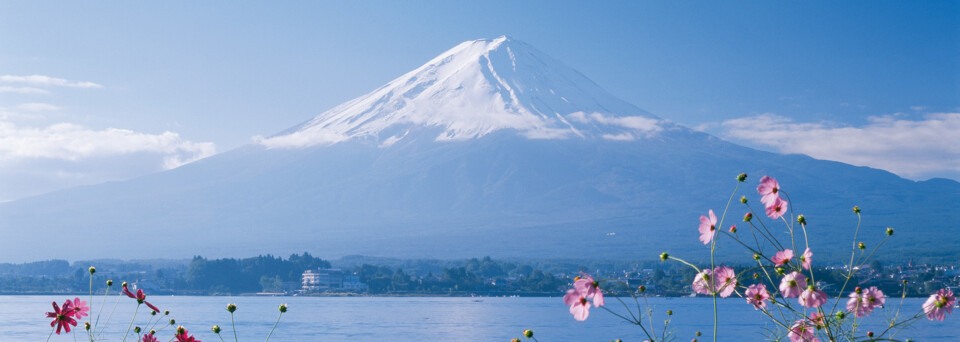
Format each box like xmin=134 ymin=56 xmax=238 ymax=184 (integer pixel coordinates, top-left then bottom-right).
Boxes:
xmin=720 ymin=113 xmax=960 ymax=179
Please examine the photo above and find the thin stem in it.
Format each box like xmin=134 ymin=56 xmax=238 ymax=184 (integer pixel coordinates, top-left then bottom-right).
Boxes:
xmin=708 ymin=180 xmax=741 ymax=342
xmin=96 ymin=292 xmax=122 ymax=339
xmin=231 ymin=312 xmax=239 ymax=342
xmin=264 ymin=312 xmax=284 ymax=342
xmin=121 ymin=303 xmax=140 ymax=342
xmin=830 ymin=212 xmax=862 ymax=315
xmin=46 ymin=326 xmax=55 ymax=342
xmin=88 ymin=274 xmax=93 ymax=340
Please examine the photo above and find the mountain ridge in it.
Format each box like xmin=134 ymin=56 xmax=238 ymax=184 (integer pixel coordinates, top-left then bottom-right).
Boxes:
xmin=1 ymin=37 xmax=956 ymax=264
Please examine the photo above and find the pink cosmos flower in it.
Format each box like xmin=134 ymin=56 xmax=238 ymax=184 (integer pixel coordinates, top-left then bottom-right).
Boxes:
xmin=563 ymin=288 xmax=591 ymax=321
xmin=798 ymin=286 xmax=828 ymax=308
xmin=779 ymin=272 xmax=807 ymax=298
xmin=142 ymin=333 xmax=159 ymax=342
xmin=800 ymin=248 xmax=813 ymax=270
xmin=692 ymin=269 xmax=713 ymax=295
xmin=809 ymin=313 xmax=826 ymax=328
xmin=46 ymin=300 xmax=77 ymax=335
xmin=122 ymin=284 xmax=137 ymax=299
xmin=124 ymin=285 xmax=161 ymax=312
xmin=175 ymin=327 xmax=201 ymax=342
xmin=745 ymin=283 xmax=770 ymax=310
xmin=574 ymin=273 xmax=604 ymax=307
xmin=712 ymin=266 xmax=737 ymax=298
xmin=772 ymin=249 xmax=794 ymax=266
xmin=846 ymin=290 xmax=872 ymax=317
xmin=923 ymin=288 xmax=956 ymax=321
xmin=70 ymin=297 xmax=89 ymax=320
xmin=863 ymin=286 xmax=885 ymax=310
xmin=757 ymin=176 xmax=781 ymax=206
xmin=787 ymin=319 xmax=820 ymax=342
xmin=698 ymin=209 xmax=718 ymax=245
xmin=765 ymin=197 xmax=788 ymax=219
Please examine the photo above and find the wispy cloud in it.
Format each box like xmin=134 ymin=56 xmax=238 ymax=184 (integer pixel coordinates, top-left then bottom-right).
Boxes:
xmin=0 ymin=121 xmax=216 ymax=169
xmin=14 ymin=102 xmax=61 ymax=112
xmin=719 ymin=113 xmax=960 ymax=178
xmin=0 ymin=75 xmax=102 ymax=88
xmin=0 ymin=86 xmax=50 ymax=94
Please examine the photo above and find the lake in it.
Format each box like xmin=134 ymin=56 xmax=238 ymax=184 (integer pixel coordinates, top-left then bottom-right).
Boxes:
xmin=0 ymin=296 xmax=954 ymax=341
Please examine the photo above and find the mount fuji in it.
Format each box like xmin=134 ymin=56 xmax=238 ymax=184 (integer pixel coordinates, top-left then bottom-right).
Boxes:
xmin=1 ymin=36 xmax=956 ymax=263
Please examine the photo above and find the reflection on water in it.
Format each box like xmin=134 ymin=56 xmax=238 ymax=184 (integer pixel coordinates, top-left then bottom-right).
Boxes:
xmin=0 ymin=296 xmax=953 ymax=341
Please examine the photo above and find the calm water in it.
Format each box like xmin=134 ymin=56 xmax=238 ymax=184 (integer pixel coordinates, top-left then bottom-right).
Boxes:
xmin=0 ymin=296 xmax=955 ymax=341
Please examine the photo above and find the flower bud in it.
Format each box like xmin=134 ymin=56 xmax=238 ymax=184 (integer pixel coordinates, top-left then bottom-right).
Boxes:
xmin=212 ymin=325 xmax=222 ymax=334
xmin=740 ymin=196 xmax=747 ymax=204
xmin=106 ymin=280 xmax=113 ymax=287
xmin=743 ymin=212 xmax=753 ymax=222
xmin=638 ymin=285 xmax=646 ymax=293
xmin=835 ymin=311 xmax=846 ymax=320
xmin=151 ymin=310 xmax=157 ymax=316
xmin=855 ymin=286 xmax=862 ymax=294
xmin=164 ymin=310 xmax=170 ymax=315
xmin=867 ymin=331 xmax=874 ymax=338
xmin=775 ymin=267 xmax=785 ymax=276
xmin=150 ymin=330 xmax=156 ymax=335
xmin=121 ymin=281 xmax=128 ymax=288
xmin=84 ymin=322 xmax=91 ymax=331
xmin=902 ymin=280 xmax=908 ymax=285
xmin=797 ymin=215 xmax=806 ymax=225
xmin=227 ymin=303 xmax=237 ymax=313
xmin=853 ymin=206 xmax=861 ymax=214
xmin=660 ymin=252 xmax=669 ymax=261
xmin=523 ymin=329 xmax=534 ymax=338
xmin=752 ymin=273 xmax=760 ymax=279
xmin=511 ymin=339 xmax=521 ymax=342
xmin=729 ymin=225 xmax=737 ymax=233
xmin=692 ymin=339 xmax=698 ymax=342
xmin=134 ymin=326 xmax=141 ymax=334
xmin=88 ymin=266 xmax=96 ymax=274
xmin=169 ymin=319 xmax=176 ymax=325
xmin=176 ymin=326 xmax=185 ymax=335
xmin=737 ymin=173 xmax=747 ymax=182
xmin=858 ymin=242 xmax=865 ymax=250
xmin=753 ymin=254 xmax=761 ymax=261
xmin=666 ymin=310 xmax=673 ymax=316
xmin=696 ymin=331 xmax=702 ymax=336
xmin=279 ymin=304 xmax=288 ymax=313
xmin=886 ymin=227 xmax=894 ymax=236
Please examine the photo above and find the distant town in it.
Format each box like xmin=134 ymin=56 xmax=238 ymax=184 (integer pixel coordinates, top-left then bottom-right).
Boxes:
xmin=0 ymin=254 xmax=956 ymax=298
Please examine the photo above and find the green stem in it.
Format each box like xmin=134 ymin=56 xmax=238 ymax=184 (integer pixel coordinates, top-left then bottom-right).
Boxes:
xmin=121 ymin=303 xmax=140 ymax=342
xmin=231 ymin=312 xmax=239 ymax=342
xmin=264 ymin=312 xmax=284 ymax=342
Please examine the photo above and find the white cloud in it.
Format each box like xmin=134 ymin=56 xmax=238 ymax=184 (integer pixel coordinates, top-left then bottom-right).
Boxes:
xmin=0 ymin=86 xmax=50 ymax=94
xmin=15 ymin=103 xmax=61 ymax=112
xmin=0 ymin=121 xmax=216 ymax=169
xmin=567 ymin=111 xmax=662 ymax=136
xmin=0 ymin=75 xmax=102 ymax=88
xmin=719 ymin=113 xmax=960 ymax=178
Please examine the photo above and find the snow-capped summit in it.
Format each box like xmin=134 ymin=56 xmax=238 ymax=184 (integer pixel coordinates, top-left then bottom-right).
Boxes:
xmin=257 ymin=36 xmax=664 ymax=148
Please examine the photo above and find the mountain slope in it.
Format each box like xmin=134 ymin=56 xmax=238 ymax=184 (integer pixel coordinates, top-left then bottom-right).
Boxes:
xmin=1 ymin=37 xmax=956 ymax=263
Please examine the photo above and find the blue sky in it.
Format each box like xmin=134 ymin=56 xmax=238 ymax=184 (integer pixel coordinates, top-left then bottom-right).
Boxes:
xmin=1 ymin=1 xmax=957 ymax=201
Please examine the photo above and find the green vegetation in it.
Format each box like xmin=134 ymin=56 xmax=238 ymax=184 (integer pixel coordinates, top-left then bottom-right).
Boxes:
xmin=0 ymin=256 xmax=955 ymax=296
